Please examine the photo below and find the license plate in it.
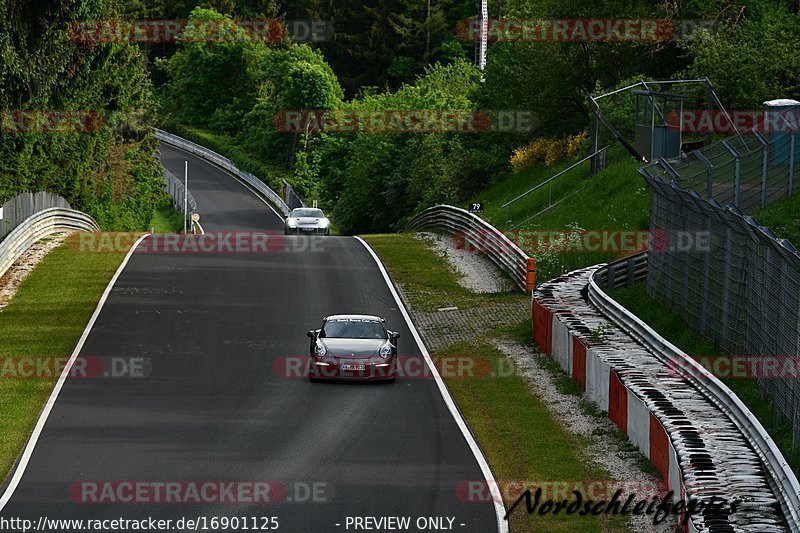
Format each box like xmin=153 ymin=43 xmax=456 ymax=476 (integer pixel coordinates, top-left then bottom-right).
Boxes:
xmin=340 ymin=364 xmax=365 ymax=371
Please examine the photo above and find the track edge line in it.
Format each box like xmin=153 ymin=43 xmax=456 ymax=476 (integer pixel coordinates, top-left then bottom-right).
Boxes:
xmin=354 ymin=236 xmax=508 ymax=533
xmin=0 ymin=233 xmax=151 ymax=511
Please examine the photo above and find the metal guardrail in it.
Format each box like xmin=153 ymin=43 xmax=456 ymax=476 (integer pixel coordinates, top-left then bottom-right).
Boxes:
xmin=588 ymin=252 xmax=800 ymax=530
xmin=0 ymin=208 xmax=99 ymax=279
xmin=1 ymin=192 xmax=72 ymax=241
xmin=282 ymin=178 xmax=306 ymax=210
xmin=406 ymin=204 xmax=535 ymax=290
xmin=155 ymin=129 xmax=291 ymax=217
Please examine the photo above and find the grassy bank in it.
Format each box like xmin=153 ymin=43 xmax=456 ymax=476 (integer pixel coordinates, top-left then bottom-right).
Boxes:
xmin=150 ymin=196 xmax=184 ymax=233
xmin=361 ymin=233 xmax=627 ymax=532
xmin=0 ymin=240 xmax=129 ymax=481
xmin=471 ymin=148 xmax=649 ymax=284
xmin=607 ymin=283 xmax=800 ymax=471
xmin=754 ymin=191 xmax=800 ymax=245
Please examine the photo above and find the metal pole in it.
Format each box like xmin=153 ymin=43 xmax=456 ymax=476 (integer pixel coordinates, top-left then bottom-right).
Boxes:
xmin=753 ymin=131 xmax=769 ymax=208
xmin=478 ymin=0 xmax=487 ymax=70
xmin=184 ymin=160 xmax=188 ymax=234
xmin=722 ymin=140 xmax=740 ymax=207
xmin=790 ymin=133 xmax=796 ymax=196
xmin=591 ymin=107 xmax=600 ymax=175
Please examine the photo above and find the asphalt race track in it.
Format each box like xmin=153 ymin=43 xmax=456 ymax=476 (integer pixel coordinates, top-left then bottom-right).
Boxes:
xmin=0 ymin=143 xmax=499 ymax=532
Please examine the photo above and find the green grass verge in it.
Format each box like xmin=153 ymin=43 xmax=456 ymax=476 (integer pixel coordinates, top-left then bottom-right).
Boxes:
xmin=606 ymin=282 xmax=800 ymax=471
xmin=753 ymin=191 xmax=800 ymax=245
xmin=150 ymin=196 xmax=184 ymax=233
xmin=0 ymin=241 xmax=128 ymax=481
xmin=440 ymin=340 xmax=624 ymax=532
xmin=471 ymin=147 xmax=650 ymax=284
xmin=363 ymin=234 xmax=629 ymax=532
xmin=361 ymin=233 xmax=526 ymax=312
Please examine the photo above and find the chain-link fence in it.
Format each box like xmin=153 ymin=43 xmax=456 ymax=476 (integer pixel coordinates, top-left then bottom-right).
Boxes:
xmin=163 ymin=168 xmax=197 ymax=219
xmin=641 ymin=171 xmax=800 ymax=446
xmin=0 ymin=191 xmax=71 ymax=241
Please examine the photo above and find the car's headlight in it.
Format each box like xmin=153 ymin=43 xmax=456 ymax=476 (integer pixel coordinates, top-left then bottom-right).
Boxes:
xmin=314 ymin=343 xmax=327 ymax=358
xmin=319 ymin=218 xmax=330 ymax=228
xmin=287 ymin=219 xmax=298 ymax=227
xmin=379 ymin=343 xmax=392 ymax=359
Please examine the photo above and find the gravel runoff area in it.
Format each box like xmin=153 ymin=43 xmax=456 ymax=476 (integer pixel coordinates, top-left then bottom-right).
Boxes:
xmin=415 ymin=232 xmax=517 ymax=293
xmin=0 ymin=232 xmax=72 ymax=312
xmin=401 ymin=232 xmax=675 ymax=533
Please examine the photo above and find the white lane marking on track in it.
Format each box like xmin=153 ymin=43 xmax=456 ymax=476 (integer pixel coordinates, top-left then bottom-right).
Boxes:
xmin=0 ymin=233 xmax=151 ymax=511
xmin=160 ymin=143 xmax=285 ymax=222
xmin=354 ymin=236 xmax=509 ymax=533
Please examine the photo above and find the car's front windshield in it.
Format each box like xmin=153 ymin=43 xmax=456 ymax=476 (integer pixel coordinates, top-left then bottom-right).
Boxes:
xmin=321 ymin=319 xmax=386 ymax=339
xmin=292 ymin=209 xmax=324 ymax=218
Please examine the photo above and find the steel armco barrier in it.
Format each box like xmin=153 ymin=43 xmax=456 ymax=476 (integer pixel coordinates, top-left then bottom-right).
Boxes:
xmin=589 ymin=252 xmax=800 ymax=531
xmin=406 ymin=204 xmax=536 ymax=290
xmin=0 ymin=208 xmax=99 ymax=279
xmin=155 ymin=129 xmax=291 ymax=217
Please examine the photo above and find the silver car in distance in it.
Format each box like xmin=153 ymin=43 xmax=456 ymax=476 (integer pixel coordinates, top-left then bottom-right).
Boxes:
xmin=284 ymin=207 xmax=330 ymax=235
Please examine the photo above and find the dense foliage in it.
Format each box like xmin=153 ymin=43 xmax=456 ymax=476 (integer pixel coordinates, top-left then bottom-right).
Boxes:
xmin=0 ymin=0 xmax=163 ymax=230
xmin=151 ymin=1 xmax=798 ymax=234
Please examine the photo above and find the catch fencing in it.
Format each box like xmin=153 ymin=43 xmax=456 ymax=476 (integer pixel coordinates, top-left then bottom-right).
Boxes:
xmin=1 ymin=192 xmax=71 ymax=241
xmin=640 ymin=112 xmax=800 ymax=214
xmin=162 ymin=168 xmax=197 ymax=223
xmin=640 ymin=171 xmax=800 ymax=448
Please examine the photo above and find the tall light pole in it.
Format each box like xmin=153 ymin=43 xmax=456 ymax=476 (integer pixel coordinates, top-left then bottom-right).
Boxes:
xmin=478 ymin=0 xmax=487 ymax=71
xmin=183 ymin=160 xmax=188 ymax=234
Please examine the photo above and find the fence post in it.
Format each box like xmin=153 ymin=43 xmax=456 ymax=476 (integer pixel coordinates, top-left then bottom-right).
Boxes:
xmin=607 ymin=263 xmax=615 ymax=289
xmin=627 ymin=257 xmax=636 ymax=287
xmin=722 ymin=140 xmax=741 ymax=208
xmin=692 ymin=149 xmax=713 ymax=198
xmin=790 ymin=133 xmax=796 ymax=196
xmin=590 ymin=108 xmax=600 ymax=175
xmin=754 ymin=131 xmax=769 ymax=208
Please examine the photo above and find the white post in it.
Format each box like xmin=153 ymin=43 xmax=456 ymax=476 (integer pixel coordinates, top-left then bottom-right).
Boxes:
xmin=478 ymin=0 xmax=488 ymax=71
xmin=183 ymin=160 xmax=188 ymax=234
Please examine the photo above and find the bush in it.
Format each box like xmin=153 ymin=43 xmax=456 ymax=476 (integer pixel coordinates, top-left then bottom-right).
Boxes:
xmin=510 ymin=132 xmax=587 ymax=173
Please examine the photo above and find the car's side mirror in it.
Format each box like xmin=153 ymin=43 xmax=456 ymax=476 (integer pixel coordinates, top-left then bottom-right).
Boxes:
xmin=307 ymin=330 xmax=316 ymax=338
xmin=390 ymin=332 xmax=400 ymax=341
